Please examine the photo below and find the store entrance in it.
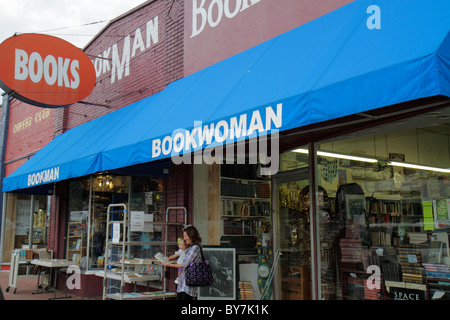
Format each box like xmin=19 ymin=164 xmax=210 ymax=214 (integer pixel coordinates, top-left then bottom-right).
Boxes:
xmin=273 ymin=170 xmax=312 ymax=300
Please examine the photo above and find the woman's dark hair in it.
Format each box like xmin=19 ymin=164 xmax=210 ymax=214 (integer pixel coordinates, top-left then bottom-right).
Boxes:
xmin=183 ymin=225 xmax=202 ymax=245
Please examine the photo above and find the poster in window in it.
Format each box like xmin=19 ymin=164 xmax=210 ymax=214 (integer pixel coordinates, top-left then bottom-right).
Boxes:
xmin=345 ymin=194 xmax=366 ymax=220
xmin=198 ymin=247 xmax=236 ymax=300
xmin=433 ymin=199 xmax=450 ymax=229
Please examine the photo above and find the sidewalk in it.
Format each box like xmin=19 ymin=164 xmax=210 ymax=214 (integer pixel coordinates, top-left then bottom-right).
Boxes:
xmin=0 ymin=271 xmax=89 ymax=300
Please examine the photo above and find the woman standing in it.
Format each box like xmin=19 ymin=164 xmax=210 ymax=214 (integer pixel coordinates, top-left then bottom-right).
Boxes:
xmin=162 ymin=225 xmax=203 ymax=300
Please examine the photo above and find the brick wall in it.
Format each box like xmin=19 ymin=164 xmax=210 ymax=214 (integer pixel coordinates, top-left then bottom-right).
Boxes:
xmin=164 ymin=162 xmax=192 ymax=291
xmin=4 ymin=0 xmax=187 ymax=264
xmin=166 ymin=163 xmax=192 ymax=223
xmin=5 ymin=0 xmax=184 ymax=175
xmin=48 ymin=180 xmax=68 ymax=258
xmin=52 ymin=0 xmax=186 ymax=262
xmin=5 ymin=100 xmax=55 ymax=176
xmin=164 ymin=162 xmax=192 ymax=253
xmin=60 ymin=0 xmax=185 ymax=132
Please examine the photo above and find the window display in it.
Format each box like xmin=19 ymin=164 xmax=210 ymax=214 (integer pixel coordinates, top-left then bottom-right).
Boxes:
xmin=67 ymin=179 xmax=89 ymax=266
xmin=128 ymin=176 xmax=165 ymax=260
xmin=66 ymin=175 xmax=165 ymax=271
xmin=316 ymin=121 xmax=450 ymax=300
xmin=1 ymin=194 xmax=50 ymax=262
xmin=276 ymin=179 xmax=311 ymax=300
xmin=90 ymin=175 xmax=129 ymax=269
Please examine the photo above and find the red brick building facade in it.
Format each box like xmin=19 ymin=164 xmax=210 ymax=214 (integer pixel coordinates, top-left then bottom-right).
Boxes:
xmin=2 ymin=0 xmax=186 ymax=263
xmin=7 ymin=0 xmax=445 ymax=302
xmin=2 ymin=0 xmax=357 ymax=265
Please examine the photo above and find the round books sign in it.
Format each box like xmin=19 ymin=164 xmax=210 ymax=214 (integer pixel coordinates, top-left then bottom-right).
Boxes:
xmin=0 ymin=33 xmax=96 ymax=108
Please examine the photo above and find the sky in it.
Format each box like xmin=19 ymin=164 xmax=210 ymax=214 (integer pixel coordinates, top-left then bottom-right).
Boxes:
xmin=0 ymin=0 xmax=149 ymax=95
xmin=0 ymin=0 xmax=149 ymax=49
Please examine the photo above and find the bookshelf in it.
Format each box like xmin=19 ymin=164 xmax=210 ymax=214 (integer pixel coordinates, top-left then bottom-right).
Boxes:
xmin=101 ymin=204 xmax=185 ymax=300
xmin=219 ymin=175 xmax=271 ymax=251
xmin=367 ymin=198 xmax=401 ymax=247
xmin=221 ymin=197 xmax=270 ymax=236
xmin=66 ymin=213 xmax=87 ymax=265
xmin=367 ymin=196 xmax=427 ymax=247
xmin=280 ymin=265 xmax=311 ymax=300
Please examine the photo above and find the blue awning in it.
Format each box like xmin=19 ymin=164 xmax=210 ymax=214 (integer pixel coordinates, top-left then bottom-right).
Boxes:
xmin=3 ymin=0 xmax=450 ymax=193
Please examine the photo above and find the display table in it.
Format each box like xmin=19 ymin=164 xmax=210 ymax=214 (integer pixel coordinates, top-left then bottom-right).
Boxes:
xmin=31 ymin=259 xmax=74 ymax=300
xmin=96 ymin=270 xmax=163 ymax=293
xmin=105 ymin=291 xmax=176 ymax=300
xmin=95 ymin=270 xmax=160 ymax=283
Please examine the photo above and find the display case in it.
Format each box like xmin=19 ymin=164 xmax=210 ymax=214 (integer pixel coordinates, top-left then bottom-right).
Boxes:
xmin=101 ymin=204 xmax=186 ymax=300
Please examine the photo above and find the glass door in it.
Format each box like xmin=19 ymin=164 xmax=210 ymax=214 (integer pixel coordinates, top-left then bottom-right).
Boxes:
xmin=273 ymin=170 xmax=312 ymax=300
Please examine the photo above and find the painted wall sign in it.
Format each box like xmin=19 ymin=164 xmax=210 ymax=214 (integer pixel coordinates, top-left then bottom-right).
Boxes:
xmin=0 ymin=33 xmax=96 ymax=108
xmin=190 ymin=0 xmax=263 ymax=38
xmin=12 ymin=108 xmax=51 ymax=134
xmin=92 ymin=15 xmax=159 ymax=84
xmin=184 ymin=0 xmax=354 ymax=76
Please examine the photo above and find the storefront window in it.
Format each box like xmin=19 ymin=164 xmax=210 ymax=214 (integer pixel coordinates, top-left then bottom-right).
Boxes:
xmin=128 ymin=176 xmax=165 ymax=260
xmin=32 ymin=195 xmax=50 ymax=248
xmin=279 ymin=150 xmax=309 ymax=172
xmin=90 ymin=175 xmax=129 ymax=269
xmin=316 ymin=120 xmax=450 ymax=300
xmin=275 ymin=178 xmax=311 ymax=299
xmin=1 ymin=194 xmax=50 ymax=262
xmin=273 ymin=147 xmax=312 ymax=300
xmin=67 ymin=175 xmax=130 ymax=269
xmin=67 ymin=179 xmax=90 ymax=267
xmin=67 ymin=174 xmax=166 ymax=271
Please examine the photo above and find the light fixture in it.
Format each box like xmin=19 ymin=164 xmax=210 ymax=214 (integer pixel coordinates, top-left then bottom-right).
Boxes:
xmin=293 ymin=148 xmax=450 ymax=173
xmin=97 ymin=175 xmax=103 ymax=187
xmin=389 ymin=161 xmax=450 ymax=173
xmin=293 ymin=148 xmax=308 ymax=154
xmin=293 ymin=148 xmax=378 ymax=163
xmin=318 ymin=151 xmax=378 ymax=163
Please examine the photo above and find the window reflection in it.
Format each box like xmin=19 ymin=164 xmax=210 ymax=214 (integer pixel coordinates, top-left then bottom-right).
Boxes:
xmin=317 ymin=122 xmax=450 ymax=300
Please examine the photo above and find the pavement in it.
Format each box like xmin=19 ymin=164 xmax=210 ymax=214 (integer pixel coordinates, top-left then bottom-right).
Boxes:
xmin=0 ymin=271 xmax=90 ymax=300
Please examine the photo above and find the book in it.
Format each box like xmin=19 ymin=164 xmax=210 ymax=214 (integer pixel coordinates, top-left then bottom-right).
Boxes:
xmin=239 ymin=281 xmax=255 ymax=300
xmin=155 ymin=252 xmax=169 ymax=263
xmin=428 ymin=241 xmax=444 ymax=263
xmin=340 ymin=238 xmax=363 ymax=263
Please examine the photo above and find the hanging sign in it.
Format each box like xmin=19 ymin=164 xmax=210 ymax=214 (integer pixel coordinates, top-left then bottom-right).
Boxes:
xmin=0 ymin=33 xmax=96 ymax=108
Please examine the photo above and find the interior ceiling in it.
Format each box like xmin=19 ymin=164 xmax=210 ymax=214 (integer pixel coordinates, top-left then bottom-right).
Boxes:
xmin=279 ymin=95 xmax=450 ymax=152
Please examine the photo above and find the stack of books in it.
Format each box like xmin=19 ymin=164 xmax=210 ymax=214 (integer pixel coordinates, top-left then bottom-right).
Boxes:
xmin=423 ymin=263 xmax=450 ymax=279
xmin=381 ymin=262 xmax=402 ymax=281
xmin=408 ymin=232 xmax=427 ymax=244
xmin=222 ymin=200 xmax=270 ymax=217
xmin=399 ymin=244 xmax=426 ymax=284
xmin=239 ymin=281 xmax=255 ymax=300
xmin=340 ymin=238 xmax=362 ymax=263
xmin=401 ymin=266 xmax=424 ymax=284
